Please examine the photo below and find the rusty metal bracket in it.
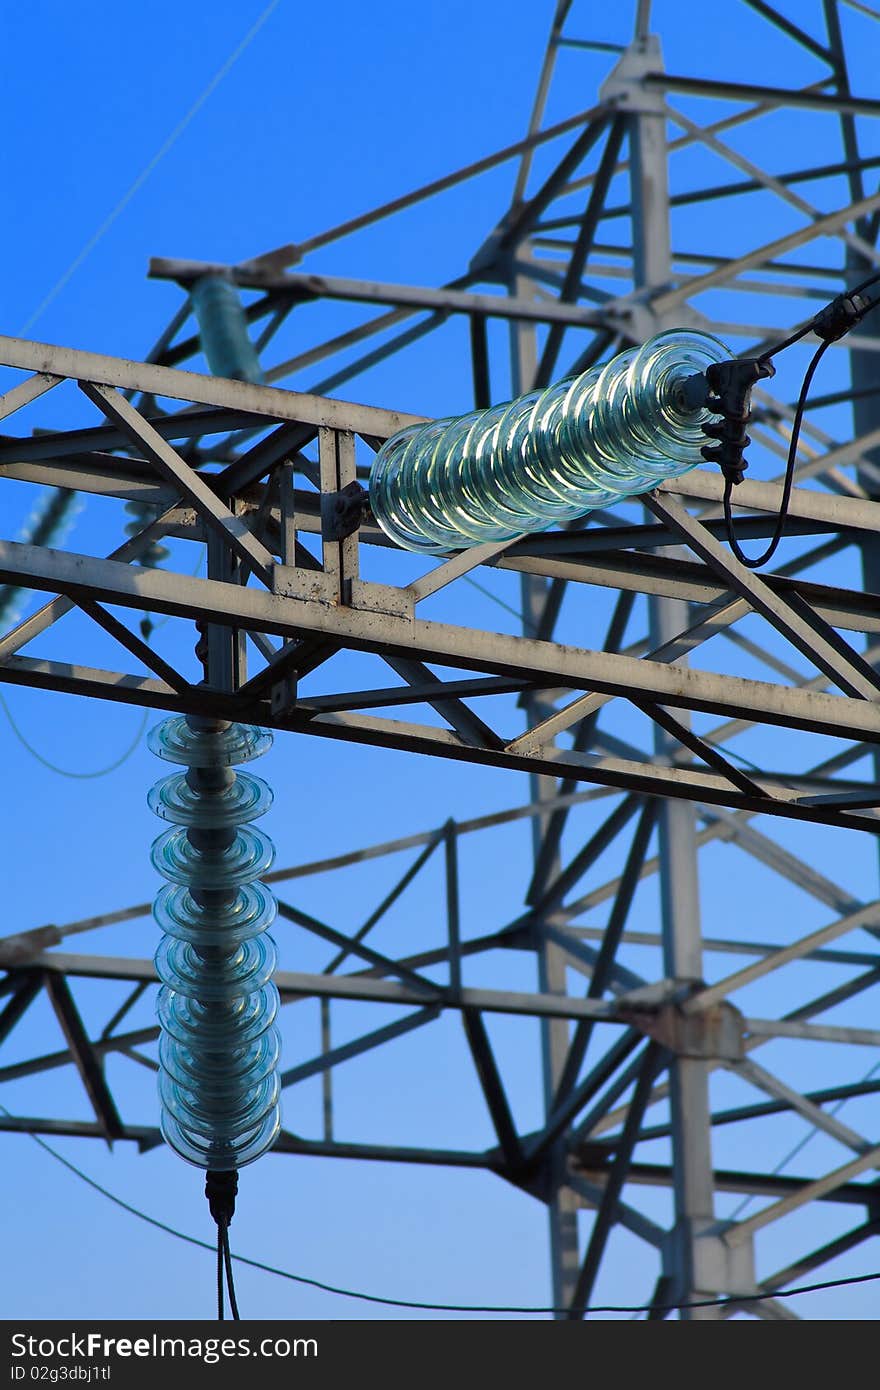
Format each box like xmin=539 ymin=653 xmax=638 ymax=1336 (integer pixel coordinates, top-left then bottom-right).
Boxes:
xmin=620 ymin=1001 xmax=745 ymax=1062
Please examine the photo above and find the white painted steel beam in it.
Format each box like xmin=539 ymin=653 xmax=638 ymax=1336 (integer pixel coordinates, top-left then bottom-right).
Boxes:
xmin=4 ymin=538 xmax=880 ymax=745
xmin=0 ymin=334 xmax=422 ymax=437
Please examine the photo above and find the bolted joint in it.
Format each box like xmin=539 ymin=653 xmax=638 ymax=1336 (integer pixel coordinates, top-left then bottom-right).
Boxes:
xmin=620 ymin=1000 xmax=745 ymax=1061
xmin=320 ymin=481 xmax=368 ymax=542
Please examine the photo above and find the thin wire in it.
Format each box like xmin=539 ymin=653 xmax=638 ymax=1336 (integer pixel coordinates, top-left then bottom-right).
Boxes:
xmin=727 ymin=1056 xmax=880 ymax=1223
xmin=0 ymin=539 xmax=201 ymax=778
xmin=3 ymin=1104 xmax=879 ymax=1317
xmin=0 ymin=546 xmax=199 ymax=774
xmin=0 ymin=694 xmax=148 ymax=779
xmin=464 ymin=574 xmax=537 ymax=633
xmin=18 ymin=0 xmax=282 ymax=337
xmin=724 ymin=338 xmax=832 ymax=569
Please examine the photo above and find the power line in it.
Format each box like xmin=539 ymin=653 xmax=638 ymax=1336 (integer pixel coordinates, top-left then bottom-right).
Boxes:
xmin=0 ymin=694 xmax=148 ymax=779
xmin=2 ymin=1105 xmax=877 ymax=1317
xmin=0 ymin=549 xmax=202 ymax=776
xmin=727 ymin=1055 xmax=880 ymax=1223
xmin=18 ymin=0 xmax=282 ymax=337
xmin=464 ymin=574 xmax=537 ymax=632
xmin=7 ymin=2 xmax=281 ymax=689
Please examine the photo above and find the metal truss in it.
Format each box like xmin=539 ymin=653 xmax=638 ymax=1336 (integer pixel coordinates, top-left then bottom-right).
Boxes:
xmin=4 ymin=0 xmax=880 ymax=1320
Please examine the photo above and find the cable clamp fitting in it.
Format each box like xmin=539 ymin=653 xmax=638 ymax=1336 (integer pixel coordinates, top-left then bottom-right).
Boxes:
xmin=811 ymin=290 xmax=872 ymax=343
xmin=205 ymin=1168 xmax=238 ymax=1228
xmin=700 ymin=357 xmax=776 ymax=487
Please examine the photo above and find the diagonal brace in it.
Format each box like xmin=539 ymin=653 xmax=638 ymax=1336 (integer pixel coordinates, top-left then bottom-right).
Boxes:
xmin=76 ymin=598 xmax=190 ymax=693
xmin=43 ymin=973 xmax=124 ymax=1144
xmin=324 ymin=832 xmax=444 ymax=974
xmin=552 ymin=801 xmax=658 ymax=1104
xmin=644 ymin=489 xmax=880 ymax=700
xmin=0 ymin=372 xmax=63 ymax=422
xmin=274 ymin=899 xmax=441 ymax=996
xmin=461 ymin=1007 xmax=524 ymax=1169
xmin=79 ymin=381 xmax=276 ymax=587
xmin=566 ymin=1042 xmax=666 ymax=1318
xmin=725 ymin=1055 xmax=874 ymax=1158
xmin=280 ymin=1005 xmax=440 ymax=1087
xmin=0 ymin=971 xmax=44 ymax=1044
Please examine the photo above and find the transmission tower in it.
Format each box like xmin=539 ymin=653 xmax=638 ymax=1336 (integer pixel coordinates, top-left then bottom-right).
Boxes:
xmin=3 ymin=0 xmax=880 ymax=1320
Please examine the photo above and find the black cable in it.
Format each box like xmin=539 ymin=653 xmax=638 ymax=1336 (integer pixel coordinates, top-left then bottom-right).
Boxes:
xmin=217 ymin=1220 xmax=225 ymax=1321
xmin=5 ymin=1106 xmax=880 ymax=1317
xmin=205 ymin=1169 xmax=239 ymax=1321
xmin=755 ymin=269 xmax=880 ymax=365
xmin=830 ymin=268 xmax=880 ymax=299
xmin=222 ymin=1224 xmax=241 ymax=1320
xmin=723 ymin=336 xmax=832 ymax=569
xmin=710 ymin=277 xmax=880 ymax=568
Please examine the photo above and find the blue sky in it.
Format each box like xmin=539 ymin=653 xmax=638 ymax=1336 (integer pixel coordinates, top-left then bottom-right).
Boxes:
xmin=3 ymin=0 xmax=880 ymax=1322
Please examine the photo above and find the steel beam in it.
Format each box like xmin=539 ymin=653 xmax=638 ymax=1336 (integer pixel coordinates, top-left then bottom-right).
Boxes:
xmin=20 ymin=949 xmax=687 ymax=1025
xmin=0 ymin=334 xmax=422 ymax=437
xmin=7 ymin=1 xmax=880 ymax=1320
xmin=279 ymin=1006 xmax=440 ymax=1089
xmin=149 ymin=258 xmax=611 ymax=330
xmin=643 ymin=70 xmax=880 ymax=119
xmin=42 ymin=974 xmax=124 ymax=1144
xmin=7 ymin=539 xmax=880 ymax=747
xmin=566 ymin=1043 xmax=665 ymax=1318
xmin=622 ymin=36 xmax=730 ymax=1315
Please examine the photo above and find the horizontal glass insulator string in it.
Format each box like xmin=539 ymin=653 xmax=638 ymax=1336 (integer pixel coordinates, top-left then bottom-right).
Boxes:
xmin=369 ymin=328 xmax=732 ymax=554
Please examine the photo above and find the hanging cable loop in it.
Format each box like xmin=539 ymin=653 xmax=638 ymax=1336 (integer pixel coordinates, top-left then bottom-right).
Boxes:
xmin=722 ymin=338 xmax=831 ymax=570
xmin=701 ymin=276 xmax=880 ymax=569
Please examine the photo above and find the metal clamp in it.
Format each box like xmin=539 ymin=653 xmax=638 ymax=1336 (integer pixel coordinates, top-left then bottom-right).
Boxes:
xmin=320 ymin=481 xmax=368 ymax=541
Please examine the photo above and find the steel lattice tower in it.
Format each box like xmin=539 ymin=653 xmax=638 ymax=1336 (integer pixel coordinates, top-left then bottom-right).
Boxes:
xmin=3 ymin=0 xmax=880 ymax=1319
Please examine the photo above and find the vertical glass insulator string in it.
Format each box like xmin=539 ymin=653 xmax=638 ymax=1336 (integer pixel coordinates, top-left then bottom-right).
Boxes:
xmin=149 ymin=715 xmax=281 ymax=1172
